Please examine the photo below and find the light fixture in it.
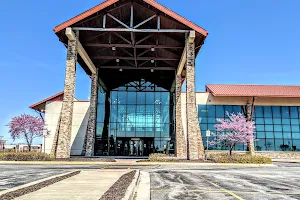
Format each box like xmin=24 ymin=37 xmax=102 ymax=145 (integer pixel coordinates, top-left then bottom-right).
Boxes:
xmin=116 ymin=58 xmax=120 ymax=63
xmin=151 ymin=68 xmax=154 ymax=72
xmin=119 ymin=68 xmax=123 ymax=72
xmin=112 ymin=46 xmax=116 ymax=51
xmin=151 ymin=47 xmax=155 ymax=52
xmin=151 ymin=59 xmax=155 ymax=63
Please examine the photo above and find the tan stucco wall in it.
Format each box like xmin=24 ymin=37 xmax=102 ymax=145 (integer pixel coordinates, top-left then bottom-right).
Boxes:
xmin=43 ymin=93 xmax=300 ymax=156
xmin=195 ymin=92 xmax=300 ymax=106
xmin=44 ymin=101 xmax=90 ymax=155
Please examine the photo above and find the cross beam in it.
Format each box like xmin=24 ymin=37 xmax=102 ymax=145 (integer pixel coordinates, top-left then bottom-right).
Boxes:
xmin=65 ymin=28 xmax=107 ymax=91
xmin=84 ymin=43 xmax=183 ymax=49
xmin=93 ymin=56 xmax=179 ymax=61
xmin=72 ymin=27 xmax=190 ymax=33
xmin=98 ymin=66 xmax=175 ymax=70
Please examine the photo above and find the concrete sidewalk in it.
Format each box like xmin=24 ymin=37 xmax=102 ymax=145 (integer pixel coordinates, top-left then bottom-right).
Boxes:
xmin=15 ymin=170 xmax=129 ymax=200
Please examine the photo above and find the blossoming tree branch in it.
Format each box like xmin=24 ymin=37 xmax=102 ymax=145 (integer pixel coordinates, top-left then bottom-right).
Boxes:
xmin=210 ymin=112 xmax=256 ymax=156
xmin=7 ymin=114 xmax=49 ymax=151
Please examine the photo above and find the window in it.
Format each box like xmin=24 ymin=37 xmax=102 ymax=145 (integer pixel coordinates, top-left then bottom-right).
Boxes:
xmin=255 ymin=106 xmax=263 ymax=117
xmin=198 ymin=104 xmax=300 ymax=152
xmin=263 ymin=106 xmax=272 ymax=118
xmin=216 ymin=106 xmax=225 ymax=118
xmin=207 ymin=105 xmax=215 ymax=117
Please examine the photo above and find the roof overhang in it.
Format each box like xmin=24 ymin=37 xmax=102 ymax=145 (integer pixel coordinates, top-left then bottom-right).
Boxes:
xmin=53 ymin=0 xmax=208 ymax=90
xmin=206 ymin=84 xmax=300 ymax=98
xmin=29 ymin=92 xmax=64 ymax=112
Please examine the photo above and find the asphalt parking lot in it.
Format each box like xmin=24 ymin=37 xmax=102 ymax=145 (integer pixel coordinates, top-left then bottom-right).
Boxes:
xmin=150 ymin=164 xmax=300 ymax=200
xmin=0 ymin=165 xmax=74 ymax=191
xmin=1 ymin=162 xmax=300 ymax=200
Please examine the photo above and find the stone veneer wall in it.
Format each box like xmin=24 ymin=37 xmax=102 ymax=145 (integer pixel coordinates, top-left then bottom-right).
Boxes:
xmin=186 ymin=42 xmax=204 ymax=160
xmin=175 ymin=75 xmax=187 ymax=159
xmin=56 ymin=37 xmax=78 ymax=158
xmin=50 ymin=112 xmax=62 ymax=157
xmin=246 ymin=103 xmax=255 ymax=155
xmin=84 ymin=72 xmax=98 ymax=156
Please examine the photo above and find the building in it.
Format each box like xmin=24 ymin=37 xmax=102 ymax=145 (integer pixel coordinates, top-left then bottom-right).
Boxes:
xmin=30 ymin=84 xmax=300 ymax=158
xmin=29 ymin=0 xmax=300 ymax=159
xmin=0 ymin=136 xmax=7 ymax=150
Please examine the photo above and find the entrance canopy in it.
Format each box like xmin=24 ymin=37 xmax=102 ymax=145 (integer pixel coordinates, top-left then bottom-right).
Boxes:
xmin=54 ymin=0 xmax=208 ymax=90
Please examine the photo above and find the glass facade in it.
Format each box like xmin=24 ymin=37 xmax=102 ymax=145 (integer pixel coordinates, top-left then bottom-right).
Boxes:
xmin=95 ymin=80 xmax=174 ymax=156
xmin=199 ymin=105 xmax=300 ymax=151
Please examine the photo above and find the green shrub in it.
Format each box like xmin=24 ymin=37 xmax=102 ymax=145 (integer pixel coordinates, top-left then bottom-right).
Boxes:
xmin=148 ymin=153 xmax=172 ymax=161
xmin=208 ymin=153 xmax=272 ymax=164
xmin=0 ymin=152 xmax=54 ymax=161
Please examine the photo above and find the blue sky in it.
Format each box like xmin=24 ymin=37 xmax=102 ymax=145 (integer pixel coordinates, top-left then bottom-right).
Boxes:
xmin=0 ymin=0 xmax=299 ymax=144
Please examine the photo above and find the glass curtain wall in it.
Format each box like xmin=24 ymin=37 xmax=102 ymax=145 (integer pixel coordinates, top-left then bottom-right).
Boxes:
xmin=198 ymin=105 xmax=300 ymax=151
xmin=96 ymin=80 xmax=173 ymax=156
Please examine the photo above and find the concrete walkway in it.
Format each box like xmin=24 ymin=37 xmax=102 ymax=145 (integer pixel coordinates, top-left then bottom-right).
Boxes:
xmin=16 ymin=170 xmax=129 ymax=200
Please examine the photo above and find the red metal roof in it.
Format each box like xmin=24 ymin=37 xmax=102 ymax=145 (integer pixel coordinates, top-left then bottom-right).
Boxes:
xmin=206 ymin=84 xmax=300 ymax=98
xmin=29 ymin=91 xmax=64 ymax=111
xmin=53 ymin=0 xmax=208 ymax=37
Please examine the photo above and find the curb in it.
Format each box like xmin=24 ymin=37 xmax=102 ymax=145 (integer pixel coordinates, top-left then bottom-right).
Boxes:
xmin=272 ymin=159 xmax=300 ymax=163
xmin=136 ymin=162 xmax=275 ymax=167
xmin=0 ymin=170 xmax=80 ymax=197
xmin=135 ymin=171 xmax=150 ymax=200
xmin=0 ymin=161 xmax=116 ymax=165
xmin=122 ymin=170 xmax=140 ymax=200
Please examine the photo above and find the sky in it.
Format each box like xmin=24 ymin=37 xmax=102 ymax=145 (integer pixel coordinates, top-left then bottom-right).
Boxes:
xmin=0 ymin=0 xmax=299 ymax=144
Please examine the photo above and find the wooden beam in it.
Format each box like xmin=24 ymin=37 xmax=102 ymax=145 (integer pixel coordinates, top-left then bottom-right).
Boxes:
xmin=98 ymin=66 xmax=175 ymax=70
xmin=176 ymin=31 xmax=195 ymax=76
xmin=84 ymin=43 xmax=183 ymax=49
xmin=112 ymin=32 xmax=132 ymax=44
xmin=106 ymin=13 xmax=130 ymax=29
xmin=93 ymin=56 xmax=179 ymax=61
xmin=65 ymin=28 xmax=107 ymax=91
xmin=134 ymin=14 xmax=157 ymax=29
xmin=171 ymin=31 xmax=196 ymax=92
xmin=72 ymin=27 xmax=190 ymax=33
xmin=136 ymin=34 xmax=154 ymax=45
xmin=103 ymin=14 xmax=106 ymax=28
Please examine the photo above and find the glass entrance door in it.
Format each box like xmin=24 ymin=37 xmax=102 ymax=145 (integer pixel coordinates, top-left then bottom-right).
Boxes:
xmin=116 ymin=137 xmax=154 ymax=156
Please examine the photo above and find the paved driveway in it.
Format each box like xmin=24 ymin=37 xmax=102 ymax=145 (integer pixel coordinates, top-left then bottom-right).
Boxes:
xmin=150 ymin=165 xmax=300 ymax=200
xmin=0 ymin=165 xmax=76 ymax=191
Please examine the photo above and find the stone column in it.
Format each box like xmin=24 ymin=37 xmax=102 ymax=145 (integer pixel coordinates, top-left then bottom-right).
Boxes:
xmin=246 ymin=103 xmax=255 ymax=155
xmin=56 ymin=35 xmax=78 ymax=159
xmin=85 ymin=71 xmax=98 ymax=156
xmin=175 ymin=75 xmax=187 ymax=159
xmin=186 ymin=42 xmax=204 ymax=160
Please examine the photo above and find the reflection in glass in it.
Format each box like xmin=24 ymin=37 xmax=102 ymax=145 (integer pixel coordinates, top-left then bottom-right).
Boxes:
xmin=198 ymin=104 xmax=300 ymax=152
xmin=96 ymin=80 xmax=171 ymax=156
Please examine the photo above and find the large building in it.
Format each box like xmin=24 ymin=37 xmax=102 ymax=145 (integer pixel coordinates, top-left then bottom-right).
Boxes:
xmin=29 ymin=0 xmax=300 ymax=159
xmin=30 ymin=84 xmax=300 ymax=158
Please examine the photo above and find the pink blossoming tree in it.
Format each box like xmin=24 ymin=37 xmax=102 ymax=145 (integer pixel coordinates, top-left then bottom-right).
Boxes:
xmin=7 ymin=114 xmax=48 ymax=151
xmin=210 ymin=112 xmax=256 ymax=156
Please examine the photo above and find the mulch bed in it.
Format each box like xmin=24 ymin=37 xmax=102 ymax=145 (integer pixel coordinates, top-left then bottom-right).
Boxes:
xmin=100 ymin=170 xmax=136 ymax=200
xmin=0 ymin=171 xmax=81 ymax=200
xmin=55 ymin=157 xmax=116 ymax=162
xmin=137 ymin=159 xmax=211 ymax=163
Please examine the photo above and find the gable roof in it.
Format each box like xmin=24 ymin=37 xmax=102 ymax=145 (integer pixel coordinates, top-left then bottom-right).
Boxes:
xmin=53 ymin=0 xmax=208 ymax=37
xmin=206 ymin=84 xmax=300 ymax=98
xmin=29 ymin=92 xmax=64 ymax=112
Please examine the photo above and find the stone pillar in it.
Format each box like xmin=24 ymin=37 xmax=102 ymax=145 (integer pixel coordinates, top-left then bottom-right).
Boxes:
xmin=246 ymin=103 xmax=255 ymax=155
xmin=186 ymin=42 xmax=204 ymax=160
xmin=175 ymin=75 xmax=187 ymax=159
xmin=85 ymin=71 xmax=98 ymax=156
xmin=56 ymin=35 xmax=78 ymax=159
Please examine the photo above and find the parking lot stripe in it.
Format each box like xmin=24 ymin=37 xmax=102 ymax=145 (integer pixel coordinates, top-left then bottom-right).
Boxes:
xmin=204 ymin=180 xmax=244 ymax=200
